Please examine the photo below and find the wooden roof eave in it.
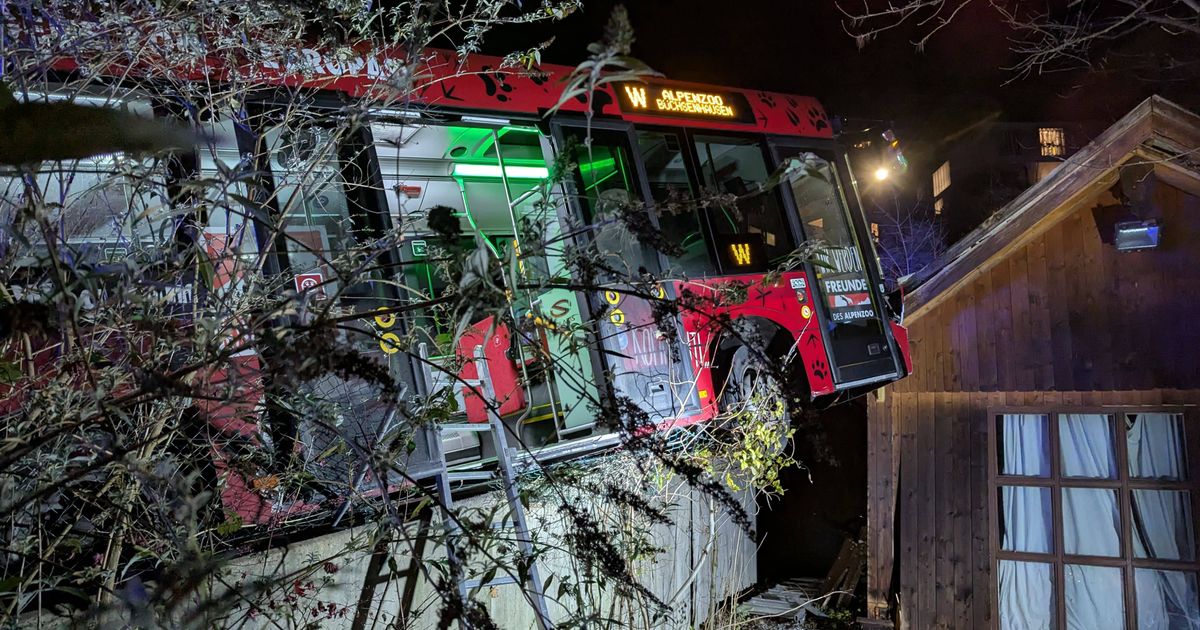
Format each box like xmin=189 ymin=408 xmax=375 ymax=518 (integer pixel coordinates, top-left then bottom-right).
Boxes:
xmin=901 ymin=96 xmax=1200 ymax=323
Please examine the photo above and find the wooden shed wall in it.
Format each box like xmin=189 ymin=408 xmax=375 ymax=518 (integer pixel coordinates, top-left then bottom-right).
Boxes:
xmin=866 ymin=180 xmax=1200 ymax=628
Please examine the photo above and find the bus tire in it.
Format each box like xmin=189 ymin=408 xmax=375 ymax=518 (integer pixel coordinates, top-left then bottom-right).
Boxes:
xmin=713 ymin=324 xmax=804 ymax=426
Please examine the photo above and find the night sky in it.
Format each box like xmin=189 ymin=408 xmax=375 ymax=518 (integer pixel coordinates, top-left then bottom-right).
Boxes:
xmin=488 ymin=1 xmax=1200 ymax=163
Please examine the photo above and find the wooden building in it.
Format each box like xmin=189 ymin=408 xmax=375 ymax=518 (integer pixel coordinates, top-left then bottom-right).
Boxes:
xmin=864 ymin=96 xmax=1200 ymax=629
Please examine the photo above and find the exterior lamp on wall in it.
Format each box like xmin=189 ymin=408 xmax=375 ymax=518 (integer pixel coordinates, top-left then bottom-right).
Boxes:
xmin=1113 ymin=219 xmax=1161 ymax=251
xmin=1093 ymin=164 xmax=1160 ymax=252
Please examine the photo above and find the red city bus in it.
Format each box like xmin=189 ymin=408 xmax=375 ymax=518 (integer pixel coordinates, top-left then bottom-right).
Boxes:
xmin=11 ymin=45 xmax=912 ymax=523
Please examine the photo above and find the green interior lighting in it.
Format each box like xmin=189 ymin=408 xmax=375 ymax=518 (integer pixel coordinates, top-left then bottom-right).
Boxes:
xmin=577 ymin=156 xmax=616 ymax=175
xmin=577 ymin=156 xmax=620 ymax=192
xmin=451 ymin=163 xmax=549 ymax=180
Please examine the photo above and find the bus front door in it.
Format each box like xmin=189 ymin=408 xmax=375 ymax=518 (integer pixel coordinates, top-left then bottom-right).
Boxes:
xmin=780 ymin=150 xmax=903 ymax=388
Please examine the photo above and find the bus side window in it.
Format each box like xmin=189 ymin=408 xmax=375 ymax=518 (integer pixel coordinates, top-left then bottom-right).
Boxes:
xmin=0 ymin=89 xmax=170 ymax=265
xmin=692 ymin=135 xmax=796 ymax=270
xmin=561 ymin=127 xmax=660 ymax=278
xmin=635 ymin=130 xmax=717 ymax=277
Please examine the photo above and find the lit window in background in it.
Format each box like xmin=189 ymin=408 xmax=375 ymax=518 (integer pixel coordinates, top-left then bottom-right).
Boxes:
xmin=932 ymin=161 xmax=951 ymax=197
xmin=934 ymin=198 xmax=944 ymax=215
xmin=1039 ymin=127 xmax=1065 ymax=157
xmin=870 ymin=222 xmax=880 ymax=239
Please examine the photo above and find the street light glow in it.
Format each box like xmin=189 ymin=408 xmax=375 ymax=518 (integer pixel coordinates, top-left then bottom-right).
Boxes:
xmin=874 ymin=167 xmax=890 ymax=181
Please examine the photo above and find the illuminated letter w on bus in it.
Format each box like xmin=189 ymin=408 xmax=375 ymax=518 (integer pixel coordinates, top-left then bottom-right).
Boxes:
xmin=729 ymin=242 xmax=753 ymax=266
xmin=624 ymin=85 xmax=648 ymax=109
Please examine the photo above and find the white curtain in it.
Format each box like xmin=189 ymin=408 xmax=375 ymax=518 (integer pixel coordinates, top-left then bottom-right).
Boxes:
xmin=1058 ymin=414 xmax=1125 ymax=628
xmin=1060 ymin=415 xmax=1121 ymax=557
xmin=1060 ymin=413 xmax=1117 ymax=478
xmin=1136 ymin=569 xmax=1200 ymax=630
xmin=1064 ymin=564 xmax=1124 ymax=630
xmin=1002 ymin=486 xmax=1052 ymax=553
xmin=1127 ymin=413 xmax=1186 ymax=480
xmin=1000 ymin=560 xmax=1054 ymax=630
xmin=999 ymin=414 xmax=1054 ymax=630
xmin=1128 ymin=414 xmax=1200 ymax=629
xmin=999 ymin=412 xmax=1200 ymax=629
xmin=1002 ymin=413 xmax=1050 ymax=477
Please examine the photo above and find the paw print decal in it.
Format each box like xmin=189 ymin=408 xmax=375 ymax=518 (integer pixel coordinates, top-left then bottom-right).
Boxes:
xmin=805 ymin=332 xmax=820 ymax=348
xmin=757 ymin=91 xmax=776 ymax=108
xmin=810 ymin=358 xmax=828 ymax=381
xmin=785 ymin=96 xmax=798 ymax=108
xmin=573 ymin=87 xmax=614 ymax=114
xmin=785 ymin=108 xmax=801 ymax=127
xmin=478 ymin=66 xmax=514 ymax=102
xmin=807 ymin=107 xmax=829 ymax=132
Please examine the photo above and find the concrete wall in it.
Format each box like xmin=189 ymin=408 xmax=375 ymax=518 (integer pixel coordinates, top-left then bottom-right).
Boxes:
xmin=215 ymin=456 xmax=758 ymax=629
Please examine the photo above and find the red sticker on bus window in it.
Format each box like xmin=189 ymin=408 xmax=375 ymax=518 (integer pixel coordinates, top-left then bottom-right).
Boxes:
xmin=295 ymin=273 xmax=324 ymax=294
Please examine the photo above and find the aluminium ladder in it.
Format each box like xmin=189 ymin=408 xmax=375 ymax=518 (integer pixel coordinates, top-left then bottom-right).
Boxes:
xmin=421 ymin=344 xmax=554 ymax=630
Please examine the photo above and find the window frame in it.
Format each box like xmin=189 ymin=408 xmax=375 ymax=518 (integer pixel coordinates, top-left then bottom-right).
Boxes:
xmin=987 ymin=405 xmax=1200 ymax=630
xmin=932 ymin=160 xmax=951 ymax=198
xmin=1039 ymin=127 xmax=1066 ymax=157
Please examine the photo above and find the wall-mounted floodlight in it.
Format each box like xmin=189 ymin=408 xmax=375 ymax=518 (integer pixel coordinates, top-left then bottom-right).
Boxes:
xmin=1114 ymin=219 xmax=1160 ymax=251
xmin=450 ymin=163 xmax=549 ymax=180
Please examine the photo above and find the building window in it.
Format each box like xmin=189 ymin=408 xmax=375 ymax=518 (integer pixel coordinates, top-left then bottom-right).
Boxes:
xmin=1040 ymin=127 xmax=1065 ymax=157
xmin=990 ymin=410 xmax=1200 ymax=630
xmin=870 ymin=222 xmax=880 ymax=239
xmin=934 ymin=198 xmax=945 ymax=216
xmin=932 ymin=161 xmax=951 ymax=198
xmin=1032 ymin=161 xmax=1059 ymax=184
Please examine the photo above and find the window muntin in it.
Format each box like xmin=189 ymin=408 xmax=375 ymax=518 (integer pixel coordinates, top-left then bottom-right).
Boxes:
xmin=992 ymin=410 xmax=1200 ymax=630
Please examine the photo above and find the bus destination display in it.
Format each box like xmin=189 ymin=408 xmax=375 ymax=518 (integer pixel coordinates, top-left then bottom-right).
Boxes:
xmin=615 ymin=82 xmax=756 ymax=124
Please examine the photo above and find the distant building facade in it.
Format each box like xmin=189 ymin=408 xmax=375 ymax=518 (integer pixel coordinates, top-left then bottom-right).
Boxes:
xmin=928 ymin=121 xmax=1088 ymax=240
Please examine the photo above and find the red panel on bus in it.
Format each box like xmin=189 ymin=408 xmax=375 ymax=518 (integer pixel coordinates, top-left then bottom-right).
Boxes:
xmin=678 ymin=271 xmax=837 ymax=400
xmin=46 ymin=43 xmax=832 ymax=138
xmin=456 ymin=317 xmax=526 ymax=423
